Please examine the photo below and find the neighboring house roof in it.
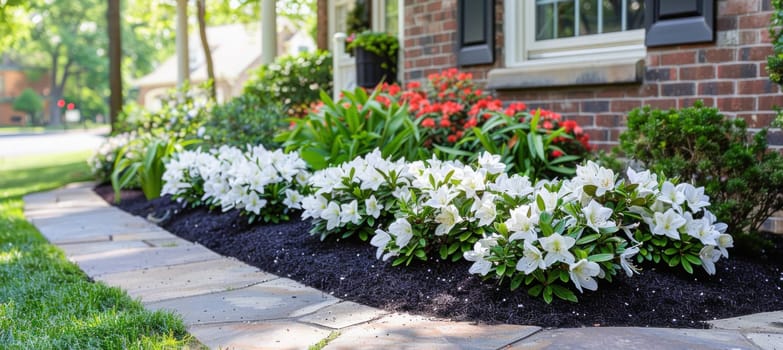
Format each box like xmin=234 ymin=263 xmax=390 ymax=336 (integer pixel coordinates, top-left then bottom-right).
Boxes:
xmin=134 ymin=22 xmax=313 ymax=88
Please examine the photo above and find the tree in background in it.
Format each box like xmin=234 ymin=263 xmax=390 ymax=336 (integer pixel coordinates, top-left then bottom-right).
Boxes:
xmin=12 ymin=88 xmax=44 ymax=125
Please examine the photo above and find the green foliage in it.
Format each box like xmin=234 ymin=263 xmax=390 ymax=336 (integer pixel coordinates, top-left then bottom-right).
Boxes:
xmin=346 ymin=31 xmax=399 ymax=72
xmin=12 ymin=88 xmax=43 ymax=125
xmin=618 ymin=101 xmax=783 ymax=235
xmin=115 ymin=83 xmax=212 ymax=138
xmin=277 ymin=88 xmax=426 ymax=170
xmin=111 ymin=135 xmax=198 ymax=201
xmin=204 ymin=94 xmax=287 ymax=148
xmin=442 ymin=109 xmax=590 ymax=181
xmin=244 ymin=50 xmax=333 ymax=118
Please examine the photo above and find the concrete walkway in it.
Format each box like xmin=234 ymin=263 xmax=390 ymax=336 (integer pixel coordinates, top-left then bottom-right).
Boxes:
xmin=24 ymin=183 xmax=783 ymax=350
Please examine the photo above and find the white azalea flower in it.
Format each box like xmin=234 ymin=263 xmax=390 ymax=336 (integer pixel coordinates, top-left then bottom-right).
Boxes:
xmin=365 ymin=195 xmax=383 ymax=219
xmin=477 ymin=152 xmax=506 ymax=174
xmin=370 ymin=229 xmax=391 ymax=259
xmin=464 ymin=237 xmax=498 ymax=276
xmin=536 ymin=188 xmax=559 ymax=214
xmin=471 ymin=193 xmax=497 ymax=227
xmin=339 ymin=200 xmax=362 ymax=225
xmin=243 ymin=191 xmax=267 ymax=215
xmin=682 ymin=184 xmax=710 ymax=212
xmin=301 ymin=195 xmax=328 ymax=220
xmin=389 ymin=217 xmax=413 ymax=248
xmin=717 ymin=234 xmax=734 ymax=258
xmin=457 ymin=167 xmax=486 ymax=199
xmin=505 ymin=205 xmax=538 ymax=242
xmin=435 ymin=205 xmax=463 ymax=236
xmin=626 ymin=168 xmax=658 ymax=195
xmin=620 ymin=246 xmax=640 ymax=277
xmin=581 ymin=200 xmax=615 ymax=233
xmin=699 ymin=245 xmax=722 ymax=275
xmin=424 ymin=186 xmax=457 ymax=209
xmin=283 ymin=189 xmax=303 ymax=209
xmin=684 ymin=216 xmax=718 ymax=246
xmin=652 ymin=208 xmax=686 ymax=239
xmin=489 ymin=173 xmax=533 ymax=198
xmin=658 ymin=181 xmax=686 ymax=208
xmin=321 ymin=202 xmax=342 ymax=230
xmin=539 ymin=233 xmax=576 ymax=266
xmin=569 ymin=259 xmax=600 ymax=293
xmin=516 ymin=241 xmax=546 ymax=274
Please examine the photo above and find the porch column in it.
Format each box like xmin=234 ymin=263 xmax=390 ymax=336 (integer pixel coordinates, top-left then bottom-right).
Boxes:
xmin=261 ymin=0 xmax=277 ymax=64
xmin=176 ymin=0 xmax=189 ymax=86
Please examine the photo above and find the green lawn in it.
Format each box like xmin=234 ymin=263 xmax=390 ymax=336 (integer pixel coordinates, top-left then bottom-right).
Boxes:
xmin=0 ymin=121 xmax=107 ymax=135
xmin=0 ymin=152 xmax=200 ymax=349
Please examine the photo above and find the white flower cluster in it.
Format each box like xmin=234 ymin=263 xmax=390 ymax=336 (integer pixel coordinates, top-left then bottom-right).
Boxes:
xmin=88 ymin=131 xmax=137 ymax=181
xmin=463 ymin=161 xmax=733 ymax=295
xmin=162 ymin=145 xmax=309 ymax=222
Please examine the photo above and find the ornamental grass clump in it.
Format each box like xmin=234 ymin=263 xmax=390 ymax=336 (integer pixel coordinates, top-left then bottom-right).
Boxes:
xmin=162 ymin=145 xmax=309 ymax=224
xmin=88 ymin=131 xmax=137 ymax=184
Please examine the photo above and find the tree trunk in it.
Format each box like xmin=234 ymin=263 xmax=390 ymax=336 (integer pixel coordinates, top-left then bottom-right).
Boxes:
xmin=196 ymin=0 xmax=216 ymax=100
xmin=48 ymin=47 xmax=61 ymax=126
xmin=108 ymin=0 xmax=123 ymax=133
xmin=316 ymin=0 xmax=328 ymax=50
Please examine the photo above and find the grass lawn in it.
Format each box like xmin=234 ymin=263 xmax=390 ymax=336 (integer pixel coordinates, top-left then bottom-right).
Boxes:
xmin=0 ymin=152 xmax=200 ymax=349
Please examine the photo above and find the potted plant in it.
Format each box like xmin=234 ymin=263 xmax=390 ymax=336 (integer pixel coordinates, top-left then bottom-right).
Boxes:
xmin=346 ymin=31 xmax=399 ymax=88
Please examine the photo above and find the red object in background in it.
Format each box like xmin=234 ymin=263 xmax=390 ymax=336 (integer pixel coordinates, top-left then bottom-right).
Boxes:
xmin=57 ymin=99 xmax=65 ymax=108
xmin=66 ymin=103 xmax=75 ymax=110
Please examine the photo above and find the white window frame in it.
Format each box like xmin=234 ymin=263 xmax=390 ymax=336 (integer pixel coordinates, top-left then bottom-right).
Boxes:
xmin=504 ymin=0 xmax=646 ymax=67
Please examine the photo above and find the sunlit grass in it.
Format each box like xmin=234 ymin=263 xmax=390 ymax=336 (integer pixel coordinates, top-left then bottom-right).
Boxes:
xmin=0 ymin=152 xmax=202 ymax=349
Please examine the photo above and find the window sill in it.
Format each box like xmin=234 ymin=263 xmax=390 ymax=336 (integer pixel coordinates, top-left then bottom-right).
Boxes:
xmin=487 ymin=56 xmax=645 ymax=90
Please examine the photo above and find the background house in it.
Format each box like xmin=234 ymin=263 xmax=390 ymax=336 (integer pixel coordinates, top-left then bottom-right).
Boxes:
xmin=0 ymin=58 xmax=50 ymax=126
xmin=134 ymin=21 xmax=314 ymax=111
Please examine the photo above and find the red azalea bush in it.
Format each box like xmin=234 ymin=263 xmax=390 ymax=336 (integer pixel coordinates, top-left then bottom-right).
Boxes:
xmin=375 ymin=68 xmax=592 ymax=159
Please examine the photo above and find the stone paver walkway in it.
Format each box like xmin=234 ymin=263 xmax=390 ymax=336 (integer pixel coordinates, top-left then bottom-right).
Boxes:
xmin=24 ymin=183 xmax=783 ymax=350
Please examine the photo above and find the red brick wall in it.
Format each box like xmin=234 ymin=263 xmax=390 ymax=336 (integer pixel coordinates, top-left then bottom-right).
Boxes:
xmin=0 ymin=69 xmax=51 ymax=125
xmin=402 ymin=0 xmax=782 ymax=150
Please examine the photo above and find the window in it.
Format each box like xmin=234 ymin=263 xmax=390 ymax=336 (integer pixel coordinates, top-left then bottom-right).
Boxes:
xmin=506 ymin=0 xmax=646 ymax=65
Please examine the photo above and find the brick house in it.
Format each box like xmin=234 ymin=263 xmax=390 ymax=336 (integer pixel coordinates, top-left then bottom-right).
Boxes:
xmin=329 ymin=0 xmax=780 ymax=149
xmin=327 ymin=0 xmax=783 ymax=230
xmin=0 ymin=61 xmax=50 ymax=126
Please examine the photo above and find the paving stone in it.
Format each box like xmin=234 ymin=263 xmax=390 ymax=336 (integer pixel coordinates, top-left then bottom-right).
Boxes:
xmin=59 ymin=240 xmax=150 ymax=257
xmin=299 ymin=301 xmax=387 ymax=329
xmin=709 ymin=311 xmax=783 ymax=334
xmin=96 ymin=258 xmax=276 ymax=303
xmin=324 ymin=313 xmax=540 ymax=350
xmin=188 ymin=321 xmax=332 ymax=350
xmin=506 ymin=327 xmax=757 ymax=350
xmin=25 ymin=205 xmax=112 ymax=220
xmin=144 ymin=237 xmax=192 ymax=247
xmin=111 ymin=230 xmax=174 ymax=241
xmin=146 ymin=278 xmax=339 ymax=325
xmin=32 ymin=210 xmax=162 ymax=244
xmin=70 ymin=243 xmax=222 ymax=276
xmin=746 ymin=333 xmax=783 ymax=350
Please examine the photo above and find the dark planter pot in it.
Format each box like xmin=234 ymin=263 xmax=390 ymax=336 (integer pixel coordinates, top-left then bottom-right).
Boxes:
xmin=355 ymin=46 xmax=397 ymax=88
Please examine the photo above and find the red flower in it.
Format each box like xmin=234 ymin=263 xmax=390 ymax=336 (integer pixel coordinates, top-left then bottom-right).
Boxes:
xmin=57 ymin=99 xmax=65 ymax=108
xmin=447 ymin=134 xmax=458 ymax=143
xmin=66 ymin=103 xmax=75 ymax=110
xmin=552 ymin=150 xmax=564 ymax=158
xmin=422 ymin=118 xmax=436 ymax=128
xmin=406 ymin=81 xmax=421 ymax=90
xmin=464 ymin=117 xmax=478 ymax=128
xmin=440 ymin=118 xmax=451 ymax=127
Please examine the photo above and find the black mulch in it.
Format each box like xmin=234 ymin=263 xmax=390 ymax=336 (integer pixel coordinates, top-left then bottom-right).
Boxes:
xmin=95 ymin=185 xmax=783 ymax=329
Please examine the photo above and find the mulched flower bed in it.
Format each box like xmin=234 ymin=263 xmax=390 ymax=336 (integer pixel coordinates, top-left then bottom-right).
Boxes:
xmin=96 ymin=185 xmax=783 ymax=329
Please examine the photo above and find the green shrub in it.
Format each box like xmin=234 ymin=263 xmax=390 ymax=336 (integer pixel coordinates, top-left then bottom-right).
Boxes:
xmin=111 ymin=133 xmax=199 ymax=201
xmin=276 ymin=88 xmax=426 ymax=170
xmin=115 ymin=83 xmax=212 ymax=139
xmin=204 ymin=94 xmax=286 ymax=148
xmin=244 ymin=50 xmax=332 ymax=118
xmin=618 ymin=101 xmax=783 ymax=235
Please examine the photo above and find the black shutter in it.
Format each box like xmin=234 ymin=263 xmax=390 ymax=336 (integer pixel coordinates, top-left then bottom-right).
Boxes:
xmin=645 ymin=0 xmax=715 ymax=47
xmin=457 ymin=0 xmax=494 ymax=66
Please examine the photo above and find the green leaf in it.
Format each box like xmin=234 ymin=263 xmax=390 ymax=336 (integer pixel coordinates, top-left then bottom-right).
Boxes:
xmin=681 ymin=258 xmax=694 ymax=274
xmin=683 ymin=254 xmax=701 ymax=265
xmin=576 ymin=233 xmax=600 ymax=245
xmin=588 ymin=253 xmax=614 ymax=262
xmin=510 ymin=275 xmax=524 ymax=291
xmin=496 ymin=264 xmax=506 ymax=276
xmin=528 ymin=284 xmax=544 ymax=297
xmin=414 ymin=249 xmax=427 ymax=260
xmin=551 ymin=284 xmax=578 ymax=302
xmin=664 ymin=248 xmax=679 ymax=255
xmin=668 ymin=255 xmax=681 ymax=267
